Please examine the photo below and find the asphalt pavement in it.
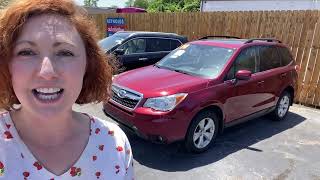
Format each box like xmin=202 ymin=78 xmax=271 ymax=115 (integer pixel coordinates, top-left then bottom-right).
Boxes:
xmin=73 ymin=103 xmax=320 ymax=180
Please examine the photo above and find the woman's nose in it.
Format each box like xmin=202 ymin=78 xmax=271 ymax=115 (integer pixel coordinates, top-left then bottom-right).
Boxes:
xmin=38 ymin=56 xmax=58 ymax=80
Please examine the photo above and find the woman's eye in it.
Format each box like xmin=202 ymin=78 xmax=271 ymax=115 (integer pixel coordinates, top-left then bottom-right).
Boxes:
xmin=56 ymin=50 xmax=74 ymax=57
xmin=17 ymin=50 xmax=36 ymax=56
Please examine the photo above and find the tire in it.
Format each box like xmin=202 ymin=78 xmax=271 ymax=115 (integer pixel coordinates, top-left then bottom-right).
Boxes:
xmin=270 ymin=91 xmax=291 ymax=121
xmin=184 ymin=110 xmax=219 ymax=153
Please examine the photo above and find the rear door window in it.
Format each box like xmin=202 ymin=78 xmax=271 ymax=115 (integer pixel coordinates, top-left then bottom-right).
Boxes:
xmin=258 ymin=46 xmax=281 ymax=71
xmin=146 ymin=38 xmax=171 ymax=52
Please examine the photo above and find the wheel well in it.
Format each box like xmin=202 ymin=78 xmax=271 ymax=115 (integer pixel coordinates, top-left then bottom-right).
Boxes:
xmin=283 ymin=86 xmax=294 ymax=105
xmin=193 ymin=106 xmax=224 ymax=134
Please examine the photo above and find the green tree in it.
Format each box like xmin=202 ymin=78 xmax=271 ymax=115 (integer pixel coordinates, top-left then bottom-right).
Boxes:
xmin=133 ymin=0 xmax=149 ymax=9
xmin=0 ymin=0 xmax=11 ymax=9
xmin=84 ymin=0 xmax=99 ymax=7
xmin=147 ymin=0 xmax=200 ymax=12
xmin=182 ymin=0 xmax=200 ymax=12
xmin=125 ymin=0 xmax=134 ymax=7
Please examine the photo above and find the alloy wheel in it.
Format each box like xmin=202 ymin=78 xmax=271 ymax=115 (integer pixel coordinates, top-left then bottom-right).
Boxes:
xmin=278 ymin=95 xmax=290 ymax=117
xmin=193 ymin=117 xmax=215 ymax=149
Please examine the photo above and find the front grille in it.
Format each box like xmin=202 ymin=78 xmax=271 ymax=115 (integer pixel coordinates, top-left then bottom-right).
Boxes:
xmin=110 ymin=85 xmax=142 ymax=110
xmin=111 ymin=93 xmax=139 ymax=108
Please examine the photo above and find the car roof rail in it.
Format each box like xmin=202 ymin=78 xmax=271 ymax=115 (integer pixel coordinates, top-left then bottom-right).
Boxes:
xmin=198 ymin=35 xmax=241 ymax=40
xmin=244 ymin=38 xmax=282 ymax=44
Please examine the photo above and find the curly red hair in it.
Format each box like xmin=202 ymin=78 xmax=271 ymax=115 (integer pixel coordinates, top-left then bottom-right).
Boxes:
xmin=0 ymin=0 xmax=113 ymax=110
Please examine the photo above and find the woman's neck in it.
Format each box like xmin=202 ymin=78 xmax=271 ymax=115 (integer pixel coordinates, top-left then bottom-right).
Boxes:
xmin=10 ymin=109 xmax=88 ymax=148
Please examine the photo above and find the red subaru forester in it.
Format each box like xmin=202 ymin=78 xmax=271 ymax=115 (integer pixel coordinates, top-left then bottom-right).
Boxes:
xmin=103 ymin=37 xmax=298 ymax=153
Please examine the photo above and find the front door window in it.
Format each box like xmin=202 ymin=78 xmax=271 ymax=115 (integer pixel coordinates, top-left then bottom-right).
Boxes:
xmin=118 ymin=38 xmax=146 ymax=55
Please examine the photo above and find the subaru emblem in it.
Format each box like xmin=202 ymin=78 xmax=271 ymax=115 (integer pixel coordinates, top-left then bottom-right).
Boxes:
xmin=118 ymin=89 xmax=127 ymax=98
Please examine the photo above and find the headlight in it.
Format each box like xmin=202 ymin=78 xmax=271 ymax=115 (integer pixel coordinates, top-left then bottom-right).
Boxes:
xmin=143 ymin=93 xmax=188 ymax=112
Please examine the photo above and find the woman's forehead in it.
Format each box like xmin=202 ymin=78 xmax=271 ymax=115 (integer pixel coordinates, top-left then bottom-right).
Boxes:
xmin=17 ymin=14 xmax=82 ymax=44
xmin=26 ymin=14 xmax=74 ymax=32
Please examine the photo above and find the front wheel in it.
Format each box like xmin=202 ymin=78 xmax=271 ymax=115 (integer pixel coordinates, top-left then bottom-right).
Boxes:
xmin=184 ymin=110 xmax=219 ymax=153
xmin=270 ymin=91 xmax=291 ymax=121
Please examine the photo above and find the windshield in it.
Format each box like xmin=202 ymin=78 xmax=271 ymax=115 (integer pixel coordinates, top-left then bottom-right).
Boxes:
xmin=98 ymin=33 xmax=130 ymax=52
xmin=156 ymin=44 xmax=235 ymax=78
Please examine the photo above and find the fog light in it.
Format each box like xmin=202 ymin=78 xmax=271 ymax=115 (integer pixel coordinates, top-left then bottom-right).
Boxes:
xmin=158 ymin=136 xmax=163 ymax=142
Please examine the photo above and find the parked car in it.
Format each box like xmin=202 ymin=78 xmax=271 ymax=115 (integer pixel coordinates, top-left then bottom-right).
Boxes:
xmin=103 ymin=37 xmax=299 ymax=153
xmin=116 ymin=7 xmax=147 ymax=13
xmin=98 ymin=31 xmax=188 ymax=72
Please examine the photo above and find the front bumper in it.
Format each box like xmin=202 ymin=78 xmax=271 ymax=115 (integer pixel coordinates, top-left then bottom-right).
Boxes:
xmin=103 ymin=101 xmax=189 ymax=144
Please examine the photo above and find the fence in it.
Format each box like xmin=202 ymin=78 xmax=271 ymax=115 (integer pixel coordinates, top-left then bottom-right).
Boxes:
xmin=88 ymin=11 xmax=320 ymax=107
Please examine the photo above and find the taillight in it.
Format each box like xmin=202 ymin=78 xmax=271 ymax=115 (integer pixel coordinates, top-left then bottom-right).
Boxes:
xmin=294 ymin=65 xmax=300 ymax=72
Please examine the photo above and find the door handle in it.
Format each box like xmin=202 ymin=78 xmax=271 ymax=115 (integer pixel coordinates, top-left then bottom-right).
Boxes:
xmin=280 ymin=73 xmax=287 ymax=78
xmin=257 ymin=81 xmax=264 ymax=86
xmin=139 ymin=57 xmax=148 ymax=61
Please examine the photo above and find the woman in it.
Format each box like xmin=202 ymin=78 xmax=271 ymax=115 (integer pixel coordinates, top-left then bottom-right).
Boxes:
xmin=0 ymin=0 xmax=133 ymax=179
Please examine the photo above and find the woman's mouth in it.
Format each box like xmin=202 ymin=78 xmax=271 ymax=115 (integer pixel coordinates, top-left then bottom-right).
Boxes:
xmin=32 ymin=88 xmax=64 ymax=103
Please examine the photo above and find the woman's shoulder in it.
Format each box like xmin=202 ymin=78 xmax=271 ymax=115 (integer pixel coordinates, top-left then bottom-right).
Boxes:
xmin=85 ymin=116 xmax=134 ymax=178
xmin=0 ymin=111 xmax=9 ymax=119
xmin=90 ymin=115 xmax=122 ymax=132
xmin=0 ymin=111 xmax=10 ymax=131
xmin=88 ymin=115 xmax=129 ymax=143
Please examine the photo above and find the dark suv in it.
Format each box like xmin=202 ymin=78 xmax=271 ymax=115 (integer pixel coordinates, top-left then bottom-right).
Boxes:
xmin=103 ymin=37 xmax=298 ymax=153
xmin=98 ymin=31 xmax=188 ymax=72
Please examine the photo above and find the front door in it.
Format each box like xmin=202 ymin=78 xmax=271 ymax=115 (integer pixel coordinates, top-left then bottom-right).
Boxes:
xmin=116 ymin=38 xmax=148 ymax=71
xmin=223 ymin=46 xmax=265 ymax=122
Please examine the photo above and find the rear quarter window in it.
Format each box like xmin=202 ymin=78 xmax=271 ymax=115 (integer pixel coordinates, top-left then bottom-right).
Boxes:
xmin=170 ymin=39 xmax=182 ymax=50
xmin=278 ymin=46 xmax=293 ymax=66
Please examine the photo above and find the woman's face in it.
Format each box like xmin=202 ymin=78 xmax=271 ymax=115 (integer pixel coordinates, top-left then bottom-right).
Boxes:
xmin=10 ymin=14 xmax=87 ymax=117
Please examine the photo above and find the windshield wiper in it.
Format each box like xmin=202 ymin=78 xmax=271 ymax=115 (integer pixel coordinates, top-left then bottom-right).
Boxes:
xmin=173 ymin=69 xmax=192 ymax=75
xmin=154 ymin=64 xmax=172 ymax=70
xmin=154 ymin=65 xmax=191 ymax=75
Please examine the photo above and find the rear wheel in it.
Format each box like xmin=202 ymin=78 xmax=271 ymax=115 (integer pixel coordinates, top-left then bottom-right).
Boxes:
xmin=270 ymin=91 xmax=291 ymax=121
xmin=185 ymin=110 xmax=219 ymax=153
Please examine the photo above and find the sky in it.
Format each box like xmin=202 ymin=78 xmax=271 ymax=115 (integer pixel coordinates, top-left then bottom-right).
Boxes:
xmin=75 ymin=0 xmax=126 ymax=7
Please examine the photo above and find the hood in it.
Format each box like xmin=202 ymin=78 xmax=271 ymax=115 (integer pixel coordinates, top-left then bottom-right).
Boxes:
xmin=113 ymin=65 xmax=209 ymax=98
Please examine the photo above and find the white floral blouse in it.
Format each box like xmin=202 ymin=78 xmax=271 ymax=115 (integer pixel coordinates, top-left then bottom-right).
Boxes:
xmin=0 ymin=111 xmax=134 ymax=180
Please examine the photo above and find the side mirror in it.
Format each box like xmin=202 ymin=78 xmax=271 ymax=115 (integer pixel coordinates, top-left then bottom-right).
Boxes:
xmin=235 ymin=70 xmax=252 ymax=80
xmin=113 ymin=49 xmax=125 ymax=55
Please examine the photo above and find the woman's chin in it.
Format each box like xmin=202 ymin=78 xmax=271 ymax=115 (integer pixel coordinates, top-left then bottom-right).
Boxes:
xmin=20 ymin=101 xmax=73 ymax=119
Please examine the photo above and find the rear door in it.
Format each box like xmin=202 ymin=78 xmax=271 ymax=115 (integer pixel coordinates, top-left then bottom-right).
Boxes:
xmin=277 ymin=46 xmax=296 ymax=92
xmin=254 ymin=45 xmax=283 ymax=111
xmin=145 ymin=38 xmax=183 ymax=65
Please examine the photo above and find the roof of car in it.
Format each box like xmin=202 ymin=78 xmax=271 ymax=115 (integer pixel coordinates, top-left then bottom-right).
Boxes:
xmin=114 ymin=31 xmax=186 ymax=39
xmin=191 ymin=38 xmax=285 ymax=49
